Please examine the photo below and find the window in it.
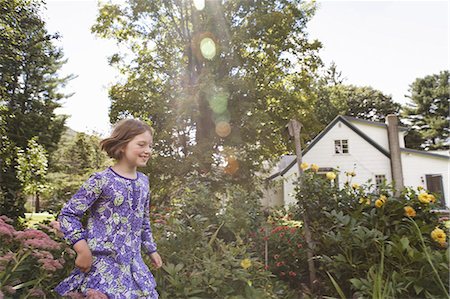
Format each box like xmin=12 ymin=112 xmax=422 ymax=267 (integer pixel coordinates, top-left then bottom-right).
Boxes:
xmin=426 ymin=174 xmax=445 ymax=207
xmin=375 ymin=175 xmax=386 ymax=190
xmin=334 ymin=140 xmax=349 ymax=154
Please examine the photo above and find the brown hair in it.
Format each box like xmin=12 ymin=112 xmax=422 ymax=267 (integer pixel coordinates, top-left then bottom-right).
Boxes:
xmin=100 ymin=119 xmax=153 ymax=160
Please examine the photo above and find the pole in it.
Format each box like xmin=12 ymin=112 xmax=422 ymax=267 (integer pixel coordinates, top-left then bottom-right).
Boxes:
xmin=287 ymin=119 xmax=317 ymax=289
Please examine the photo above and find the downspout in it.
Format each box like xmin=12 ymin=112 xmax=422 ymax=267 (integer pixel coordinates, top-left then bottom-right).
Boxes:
xmin=386 ymin=114 xmax=404 ymax=195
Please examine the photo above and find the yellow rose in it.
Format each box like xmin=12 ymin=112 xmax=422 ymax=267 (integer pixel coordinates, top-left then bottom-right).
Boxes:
xmin=418 ymin=193 xmax=431 ymax=204
xmin=240 ymin=258 xmax=252 ymax=270
xmin=352 ymin=183 xmax=360 ymax=189
xmin=379 ymin=195 xmax=387 ymax=202
xmin=326 ymin=172 xmax=336 ymax=180
xmin=300 ymin=162 xmax=309 ymax=170
xmin=404 ymin=206 xmax=416 ymax=217
xmin=427 ymin=194 xmax=436 ymax=203
xmin=311 ymin=163 xmax=319 ymax=172
xmin=375 ymin=199 xmax=384 ymax=208
xmin=431 ymin=227 xmax=447 ymax=245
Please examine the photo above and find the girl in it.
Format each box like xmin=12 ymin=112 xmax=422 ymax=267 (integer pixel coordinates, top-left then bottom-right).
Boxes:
xmin=55 ymin=119 xmax=162 ymax=298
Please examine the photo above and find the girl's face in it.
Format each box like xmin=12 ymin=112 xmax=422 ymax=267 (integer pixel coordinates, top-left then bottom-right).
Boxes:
xmin=121 ymin=130 xmax=153 ymax=168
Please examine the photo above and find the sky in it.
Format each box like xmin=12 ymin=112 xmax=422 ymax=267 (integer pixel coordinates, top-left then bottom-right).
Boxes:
xmin=44 ymin=0 xmax=450 ymax=136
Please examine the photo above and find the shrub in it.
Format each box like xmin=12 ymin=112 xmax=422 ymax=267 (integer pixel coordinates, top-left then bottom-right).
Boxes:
xmin=0 ymin=215 xmax=74 ymax=298
xmin=293 ymin=168 xmax=449 ymax=298
xmin=150 ymin=179 xmax=296 ymax=298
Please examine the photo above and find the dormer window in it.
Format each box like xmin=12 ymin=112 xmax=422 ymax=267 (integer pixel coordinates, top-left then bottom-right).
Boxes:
xmin=334 ymin=140 xmax=349 ymax=154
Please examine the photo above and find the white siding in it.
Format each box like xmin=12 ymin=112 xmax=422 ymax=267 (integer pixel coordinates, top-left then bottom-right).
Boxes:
xmin=402 ymin=151 xmax=449 ymax=208
xmin=281 ymin=120 xmax=392 ymax=206
xmin=350 ymin=121 xmax=406 ymax=150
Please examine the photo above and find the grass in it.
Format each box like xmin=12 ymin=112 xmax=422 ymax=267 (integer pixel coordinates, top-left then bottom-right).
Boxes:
xmin=21 ymin=212 xmax=55 ymax=227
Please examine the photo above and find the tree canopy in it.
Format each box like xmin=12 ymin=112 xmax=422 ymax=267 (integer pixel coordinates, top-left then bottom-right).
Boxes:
xmin=92 ymin=0 xmax=323 ymax=197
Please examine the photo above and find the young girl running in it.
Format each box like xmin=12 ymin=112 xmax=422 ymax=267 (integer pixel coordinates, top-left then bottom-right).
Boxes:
xmin=55 ymin=119 xmax=162 ymax=298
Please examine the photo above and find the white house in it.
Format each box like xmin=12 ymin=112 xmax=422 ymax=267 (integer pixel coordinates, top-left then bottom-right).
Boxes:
xmin=264 ymin=115 xmax=449 ymax=208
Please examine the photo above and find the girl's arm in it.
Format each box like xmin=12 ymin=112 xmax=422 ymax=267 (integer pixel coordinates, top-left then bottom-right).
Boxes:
xmin=58 ymin=173 xmax=104 ymax=246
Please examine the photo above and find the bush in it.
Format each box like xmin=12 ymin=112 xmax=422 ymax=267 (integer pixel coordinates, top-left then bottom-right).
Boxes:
xmin=150 ymin=178 xmax=296 ymax=298
xmin=292 ymin=168 xmax=449 ymax=298
xmin=0 ymin=215 xmax=75 ymax=298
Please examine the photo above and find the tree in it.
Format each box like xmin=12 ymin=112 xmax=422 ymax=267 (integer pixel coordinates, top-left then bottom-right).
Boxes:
xmin=92 ymin=0 xmax=323 ymax=197
xmin=0 ymin=0 xmax=70 ymax=218
xmin=16 ymin=137 xmax=49 ymax=212
xmin=402 ymin=71 xmax=449 ymax=150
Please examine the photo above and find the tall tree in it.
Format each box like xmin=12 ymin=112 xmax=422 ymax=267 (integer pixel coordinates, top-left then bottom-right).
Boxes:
xmin=92 ymin=0 xmax=323 ymax=196
xmin=0 ymin=0 xmax=70 ymax=218
xmin=402 ymin=70 xmax=449 ymax=150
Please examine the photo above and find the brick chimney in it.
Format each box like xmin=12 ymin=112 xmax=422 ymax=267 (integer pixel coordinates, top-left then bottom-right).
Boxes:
xmin=386 ymin=114 xmax=404 ymax=194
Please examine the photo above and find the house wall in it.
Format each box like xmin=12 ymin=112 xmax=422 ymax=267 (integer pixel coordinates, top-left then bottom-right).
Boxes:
xmin=350 ymin=120 xmax=406 ymax=150
xmin=281 ymin=120 xmax=392 ymax=206
xmin=402 ymin=151 xmax=449 ymax=208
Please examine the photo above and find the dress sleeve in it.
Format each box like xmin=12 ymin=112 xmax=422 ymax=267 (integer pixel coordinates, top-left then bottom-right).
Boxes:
xmin=58 ymin=173 xmax=104 ymax=246
xmin=141 ymin=188 xmax=157 ymax=255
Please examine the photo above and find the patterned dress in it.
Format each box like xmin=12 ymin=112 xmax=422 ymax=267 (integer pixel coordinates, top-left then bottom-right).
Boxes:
xmin=55 ymin=167 xmax=158 ymax=298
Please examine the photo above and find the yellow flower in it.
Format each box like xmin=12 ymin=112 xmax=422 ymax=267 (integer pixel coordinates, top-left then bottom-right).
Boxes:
xmin=345 ymin=171 xmax=356 ymax=177
xmin=311 ymin=163 xmax=319 ymax=172
xmin=359 ymin=197 xmax=370 ymax=205
xmin=326 ymin=172 xmax=336 ymax=180
xmin=418 ymin=193 xmax=431 ymax=204
xmin=431 ymin=227 xmax=447 ymax=245
xmin=300 ymin=162 xmax=309 ymax=170
xmin=352 ymin=183 xmax=360 ymax=189
xmin=241 ymin=258 xmax=252 ymax=270
xmin=404 ymin=206 xmax=416 ymax=217
xmin=427 ymin=194 xmax=436 ymax=203
xmin=375 ymin=199 xmax=385 ymax=208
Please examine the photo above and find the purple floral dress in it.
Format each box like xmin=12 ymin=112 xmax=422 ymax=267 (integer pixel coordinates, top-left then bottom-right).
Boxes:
xmin=55 ymin=167 xmax=158 ymax=298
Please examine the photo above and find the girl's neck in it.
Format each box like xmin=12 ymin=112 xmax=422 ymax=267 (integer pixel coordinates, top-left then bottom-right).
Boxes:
xmin=111 ymin=161 xmax=137 ymax=179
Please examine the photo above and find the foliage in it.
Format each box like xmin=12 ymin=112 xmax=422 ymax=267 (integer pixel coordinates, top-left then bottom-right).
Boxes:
xmin=313 ymin=80 xmax=401 ymax=131
xmin=92 ymin=0 xmax=323 ymax=198
xmin=16 ymin=137 xmax=50 ymax=213
xmin=42 ymin=129 xmax=111 ymax=213
xmin=254 ymin=210 xmax=307 ymax=290
xmin=149 ymin=174 xmax=296 ymax=298
xmin=0 ymin=0 xmax=71 ymax=219
xmin=292 ymin=168 xmax=449 ymax=298
xmin=0 ymin=215 xmax=75 ymax=298
xmin=402 ymin=70 xmax=449 ymax=150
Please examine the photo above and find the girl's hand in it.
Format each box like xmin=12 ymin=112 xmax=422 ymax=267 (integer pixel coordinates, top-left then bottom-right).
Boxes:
xmin=150 ymin=252 xmax=163 ymax=269
xmin=73 ymin=239 xmax=93 ymax=273
xmin=75 ymin=250 xmax=93 ymax=273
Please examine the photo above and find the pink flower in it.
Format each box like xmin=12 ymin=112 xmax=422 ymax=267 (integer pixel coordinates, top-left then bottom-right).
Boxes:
xmin=65 ymin=292 xmax=85 ymax=299
xmin=0 ymin=226 xmax=13 ymax=238
xmin=0 ymin=290 xmax=4 ymax=299
xmin=28 ymin=288 xmax=45 ymax=297
xmin=38 ymin=258 xmax=63 ymax=272
xmin=288 ymin=271 xmax=297 ymax=277
xmin=86 ymin=289 xmax=108 ymax=299
xmin=23 ymin=238 xmax=60 ymax=250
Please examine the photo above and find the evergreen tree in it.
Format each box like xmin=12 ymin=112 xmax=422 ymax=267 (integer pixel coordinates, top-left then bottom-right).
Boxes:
xmin=0 ymin=0 xmax=71 ymax=218
xmin=402 ymin=70 xmax=449 ymax=150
